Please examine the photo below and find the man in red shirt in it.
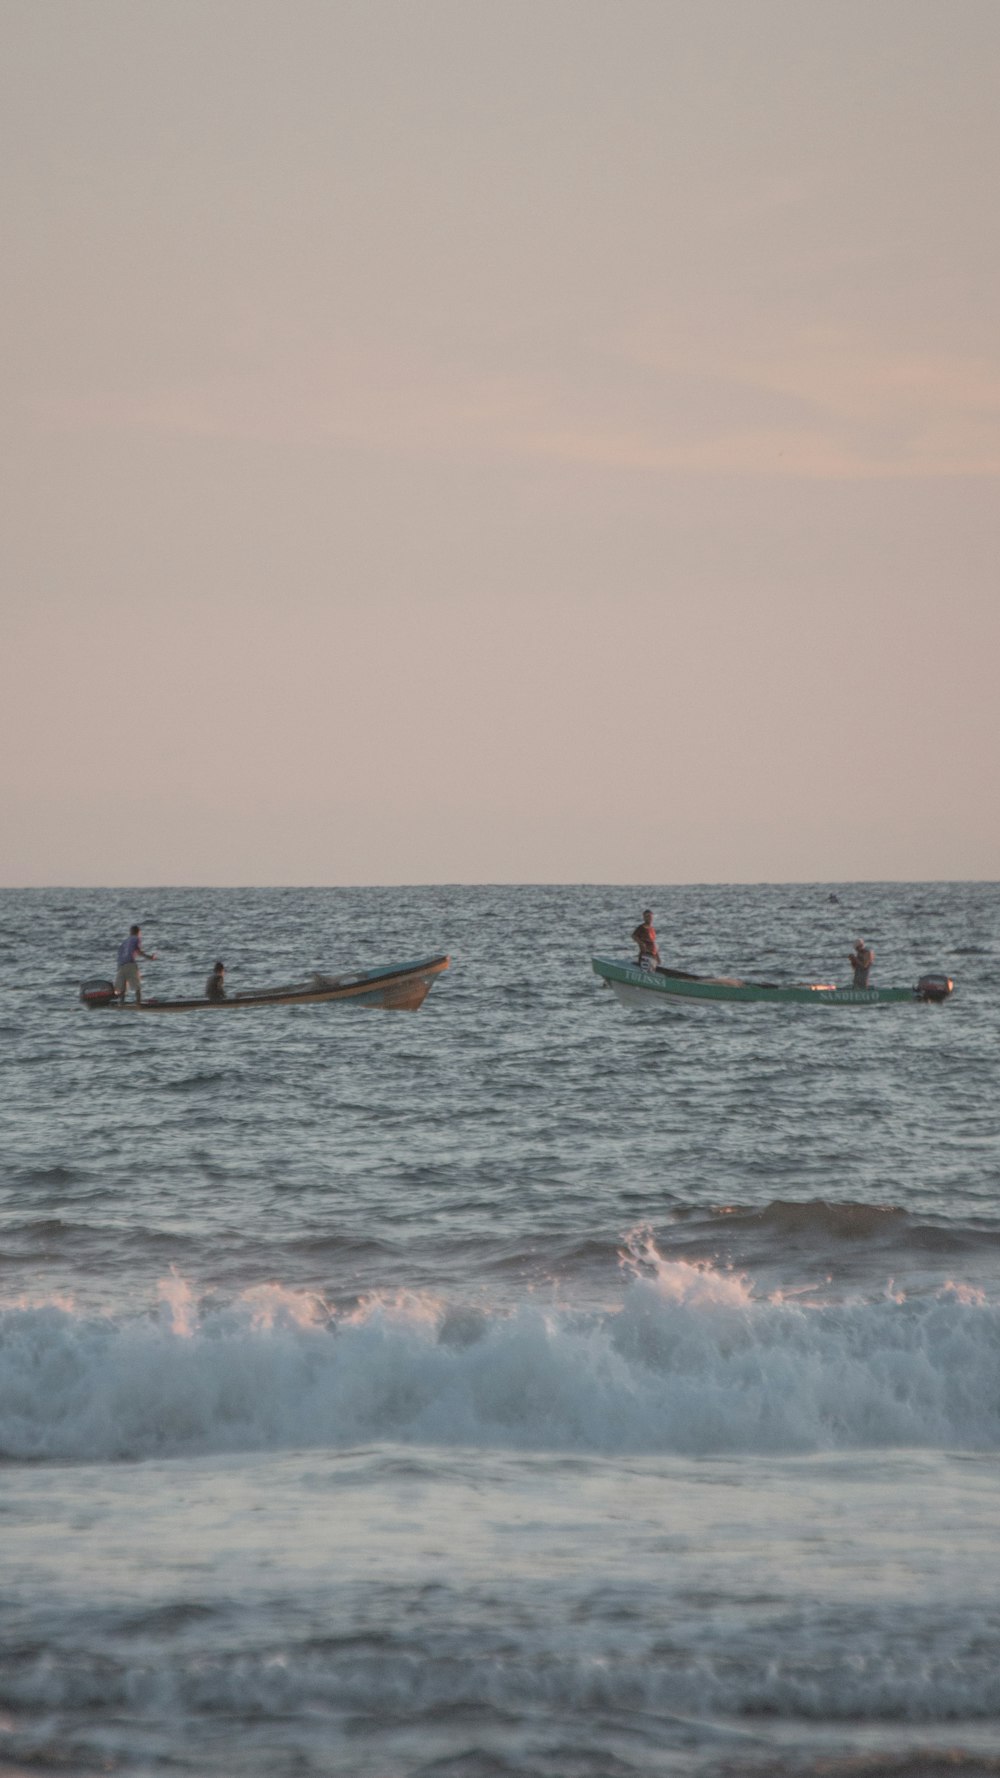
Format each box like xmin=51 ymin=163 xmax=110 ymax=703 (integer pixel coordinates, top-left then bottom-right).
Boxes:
xmin=631 ymin=909 xmax=660 ymax=971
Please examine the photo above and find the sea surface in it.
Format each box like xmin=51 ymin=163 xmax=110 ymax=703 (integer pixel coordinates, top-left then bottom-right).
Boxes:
xmin=1 ymin=882 xmax=999 ymax=1778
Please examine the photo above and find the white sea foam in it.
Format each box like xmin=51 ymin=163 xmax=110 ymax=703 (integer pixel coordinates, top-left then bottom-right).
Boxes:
xmin=1 ymin=1236 xmax=998 ymax=1462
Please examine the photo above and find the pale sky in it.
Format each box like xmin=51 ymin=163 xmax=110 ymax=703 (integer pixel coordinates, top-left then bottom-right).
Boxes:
xmin=2 ymin=0 xmax=998 ymax=884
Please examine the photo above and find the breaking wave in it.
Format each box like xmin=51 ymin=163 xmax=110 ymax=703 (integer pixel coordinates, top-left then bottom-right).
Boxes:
xmin=1 ymin=1231 xmax=998 ymax=1462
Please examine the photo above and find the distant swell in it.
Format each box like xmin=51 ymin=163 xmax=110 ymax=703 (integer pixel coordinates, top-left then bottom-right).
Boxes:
xmin=752 ymin=1198 xmax=907 ymax=1238
xmin=2 ymin=1237 xmax=998 ymax=1463
xmin=697 ymin=1199 xmax=1000 ymax=1257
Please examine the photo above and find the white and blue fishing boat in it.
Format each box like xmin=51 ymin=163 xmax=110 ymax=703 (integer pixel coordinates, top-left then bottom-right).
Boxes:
xmin=80 ymin=955 xmax=450 ymax=1014
xmin=592 ymin=957 xmax=954 ymax=1010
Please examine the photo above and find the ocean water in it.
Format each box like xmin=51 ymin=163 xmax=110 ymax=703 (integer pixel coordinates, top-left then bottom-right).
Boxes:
xmin=2 ymin=882 xmax=999 ymax=1778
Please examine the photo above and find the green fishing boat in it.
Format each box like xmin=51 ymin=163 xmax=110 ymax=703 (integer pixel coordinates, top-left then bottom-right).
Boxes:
xmin=592 ymin=957 xmax=954 ymax=1010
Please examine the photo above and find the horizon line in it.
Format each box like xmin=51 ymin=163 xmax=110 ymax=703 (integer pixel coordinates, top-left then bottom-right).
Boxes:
xmin=2 ymin=878 xmax=997 ymax=892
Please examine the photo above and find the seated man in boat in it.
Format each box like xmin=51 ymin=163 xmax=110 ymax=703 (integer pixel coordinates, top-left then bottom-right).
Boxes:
xmin=114 ymin=924 xmax=157 ymax=1005
xmin=848 ymin=939 xmax=874 ymax=988
xmin=205 ymin=961 xmax=227 ymax=1000
xmin=632 ymin=909 xmax=660 ymax=972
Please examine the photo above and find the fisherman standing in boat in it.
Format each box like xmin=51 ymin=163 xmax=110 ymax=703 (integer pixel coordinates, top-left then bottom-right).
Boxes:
xmin=114 ymin=924 xmax=157 ymax=1005
xmin=205 ymin=961 xmax=227 ymax=1001
xmin=632 ymin=909 xmax=660 ymax=972
xmin=848 ymin=939 xmax=874 ymax=989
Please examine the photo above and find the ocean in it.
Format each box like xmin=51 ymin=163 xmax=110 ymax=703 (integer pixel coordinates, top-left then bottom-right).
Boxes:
xmin=1 ymin=882 xmax=998 ymax=1778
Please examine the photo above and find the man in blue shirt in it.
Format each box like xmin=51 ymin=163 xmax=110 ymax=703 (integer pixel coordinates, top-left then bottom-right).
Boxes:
xmin=115 ymin=924 xmax=157 ymax=1005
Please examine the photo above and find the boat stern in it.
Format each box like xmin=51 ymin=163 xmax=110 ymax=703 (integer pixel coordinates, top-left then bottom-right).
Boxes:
xmin=916 ymin=973 xmax=954 ymax=1003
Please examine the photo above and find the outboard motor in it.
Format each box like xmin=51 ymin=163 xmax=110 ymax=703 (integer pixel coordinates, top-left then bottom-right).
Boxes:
xmin=79 ymin=979 xmax=118 ymax=1008
xmin=916 ymin=974 xmax=954 ymax=1003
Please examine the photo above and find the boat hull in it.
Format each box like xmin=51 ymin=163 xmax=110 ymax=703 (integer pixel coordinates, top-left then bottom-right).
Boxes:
xmin=81 ymin=956 xmax=449 ymax=1014
xmin=592 ymin=958 xmax=951 ymax=1009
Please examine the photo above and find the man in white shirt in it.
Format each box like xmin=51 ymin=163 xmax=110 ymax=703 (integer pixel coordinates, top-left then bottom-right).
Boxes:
xmin=114 ymin=925 xmax=157 ymax=1005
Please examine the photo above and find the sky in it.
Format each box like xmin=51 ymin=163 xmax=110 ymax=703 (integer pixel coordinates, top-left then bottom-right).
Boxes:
xmin=1 ymin=0 xmax=998 ymax=885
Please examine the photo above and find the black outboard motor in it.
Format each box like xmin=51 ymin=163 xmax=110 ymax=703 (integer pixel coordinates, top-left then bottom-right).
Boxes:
xmin=79 ymin=979 xmax=118 ymax=1009
xmin=916 ymin=974 xmax=954 ymax=1003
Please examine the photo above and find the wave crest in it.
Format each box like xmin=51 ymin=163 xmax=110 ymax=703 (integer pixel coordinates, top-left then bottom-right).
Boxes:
xmin=2 ymin=1243 xmax=998 ymax=1463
